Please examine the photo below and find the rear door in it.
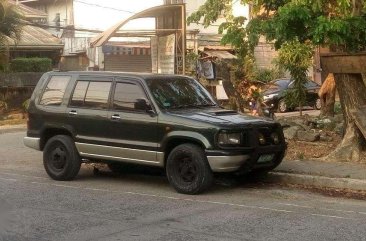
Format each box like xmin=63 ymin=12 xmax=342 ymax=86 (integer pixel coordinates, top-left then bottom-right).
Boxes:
xmin=66 ymin=76 xmax=113 ymax=150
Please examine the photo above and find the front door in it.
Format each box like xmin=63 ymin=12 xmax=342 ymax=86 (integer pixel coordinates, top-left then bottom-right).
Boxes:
xmin=106 ymin=78 xmax=160 ymax=166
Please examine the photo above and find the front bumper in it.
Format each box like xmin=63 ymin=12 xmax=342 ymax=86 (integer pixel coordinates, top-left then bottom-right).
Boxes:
xmin=206 ymin=144 xmax=286 ymax=173
xmin=23 ymin=137 xmax=41 ymax=151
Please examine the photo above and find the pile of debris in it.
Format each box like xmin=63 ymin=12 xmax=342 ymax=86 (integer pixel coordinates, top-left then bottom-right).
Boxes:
xmin=277 ymin=114 xmax=344 ymax=142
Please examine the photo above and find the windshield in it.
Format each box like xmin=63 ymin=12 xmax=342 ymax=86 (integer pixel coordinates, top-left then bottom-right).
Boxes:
xmin=146 ymin=77 xmax=217 ymax=109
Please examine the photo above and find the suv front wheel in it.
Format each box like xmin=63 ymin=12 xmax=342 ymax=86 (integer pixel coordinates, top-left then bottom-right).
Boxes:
xmin=43 ymin=135 xmax=81 ymax=181
xmin=166 ymin=144 xmax=213 ymax=194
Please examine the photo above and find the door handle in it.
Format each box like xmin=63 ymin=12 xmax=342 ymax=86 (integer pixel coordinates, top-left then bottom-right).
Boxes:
xmin=111 ymin=114 xmax=121 ymax=120
xmin=68 ymin=110 xmax=78 ymax=116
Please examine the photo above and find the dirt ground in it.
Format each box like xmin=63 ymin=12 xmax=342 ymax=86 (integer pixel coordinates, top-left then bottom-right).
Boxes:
xmin=285 ymin=131 xmax=366 ymax=163
xmin=285 ymin=131 xmax=342 ymax=160
xmin=0 ymin=109 xmax=26 ymax=126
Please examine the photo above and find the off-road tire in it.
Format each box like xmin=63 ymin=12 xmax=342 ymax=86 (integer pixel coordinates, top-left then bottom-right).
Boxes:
xmin=43 ymin=135 xmax=81 ymax=181
xmin=166 ymin=144 xmax=213 ymax=195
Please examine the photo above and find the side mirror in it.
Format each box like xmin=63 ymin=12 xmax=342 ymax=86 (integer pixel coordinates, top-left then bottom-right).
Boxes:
xmin=135 ymin=99 xmax=152 ymax=112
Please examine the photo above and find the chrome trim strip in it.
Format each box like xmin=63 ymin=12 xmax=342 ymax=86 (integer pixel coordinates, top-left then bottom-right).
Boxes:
xmin=76 ymin=135 xmax=160 ymax=148
xmin=207 ymin=155 xmax=250 ymax=172
xmin=75 ymin=142 xmax=164 ymax=167
xmin=23 ymin=137 xmax=41 ymax=151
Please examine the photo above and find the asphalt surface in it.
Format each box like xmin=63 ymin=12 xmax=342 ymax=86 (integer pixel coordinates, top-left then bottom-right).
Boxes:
xmin=1 ymin=132 xmax=366 ymax=241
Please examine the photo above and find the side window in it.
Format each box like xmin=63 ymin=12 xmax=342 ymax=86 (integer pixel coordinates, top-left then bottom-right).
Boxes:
xmin=70 ymin=81 xmax=111 ymax=109
xmin=40 ymin=76 xmax=71 ymax=106
xmin=70 ymin=81 xmax=88 ymax=107
xmin=113 ymin=82 xmax=147 ymax=111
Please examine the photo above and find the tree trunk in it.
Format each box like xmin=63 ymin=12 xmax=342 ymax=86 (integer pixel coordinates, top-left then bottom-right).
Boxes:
xmin=323 ymin=73 xmax=366 ymax=162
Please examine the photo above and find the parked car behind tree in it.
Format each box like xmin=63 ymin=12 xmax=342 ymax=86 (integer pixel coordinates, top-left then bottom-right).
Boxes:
xmin=262 ymin=79 xmax=321 ymax=113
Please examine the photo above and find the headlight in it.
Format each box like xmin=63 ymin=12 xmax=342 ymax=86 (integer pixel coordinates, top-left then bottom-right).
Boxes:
xmin=218 ymin=132 xmax=242 ymax=146
xmin=258 ymin=133 xmax=266 ymax=145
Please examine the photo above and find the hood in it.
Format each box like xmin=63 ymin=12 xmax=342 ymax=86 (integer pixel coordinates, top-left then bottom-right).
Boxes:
xmin=263 ymin=89 xmax=281 ymax=96
xmin=167 ymin=108 xmax=275 ymax=126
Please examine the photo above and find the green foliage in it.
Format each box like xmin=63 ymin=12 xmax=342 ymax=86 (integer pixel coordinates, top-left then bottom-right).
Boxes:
xmin=0 ymin=0 xmax=24 ymax=46
xmin=283 ymin=89 xmax=302 ymax=109
xmin=187 ymin=0 xmax=232 ymax=28
xmin=278 ymin=41 xmax=313 ymax=111
xmin=253 ymin=66 xmax=284 ymax=83
xmin=0 ymin=99 xmax=7 ymax=112
xmin=334 ymin=101 xmax=342 ymax=114
xmin=22 ymin=98 xmax=30 ymax=112
xmin=10 ymin=58 xmax=52 ymax=72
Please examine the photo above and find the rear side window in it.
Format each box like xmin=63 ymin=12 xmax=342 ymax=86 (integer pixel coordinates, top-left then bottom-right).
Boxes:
xmin=40 ymin=76 xmax=71 ymax=106
xmin=70 ymin=81 xmax=111 ymax=109
xmin=113 ymin=82 xmax=147 ymax=111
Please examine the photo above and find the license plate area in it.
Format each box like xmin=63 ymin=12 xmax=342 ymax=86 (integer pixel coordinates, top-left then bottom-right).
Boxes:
xmin=257 ymin=154 xmax=274 ymax=163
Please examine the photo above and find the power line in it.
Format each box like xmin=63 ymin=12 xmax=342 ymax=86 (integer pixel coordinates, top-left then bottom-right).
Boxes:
xmin=73 ymin=0 xmax=135 ymax=14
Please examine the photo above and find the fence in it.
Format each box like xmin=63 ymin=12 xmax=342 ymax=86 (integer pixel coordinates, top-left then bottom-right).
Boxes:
xmin=0 ymin=72 xmax=43 ymax=87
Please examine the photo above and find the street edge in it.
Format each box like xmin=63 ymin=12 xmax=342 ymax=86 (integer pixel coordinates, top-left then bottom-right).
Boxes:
xmin=268 ymin=171 xmax=366 ymax=191
xmin=0 ymin=125 xmax=27 ymax=135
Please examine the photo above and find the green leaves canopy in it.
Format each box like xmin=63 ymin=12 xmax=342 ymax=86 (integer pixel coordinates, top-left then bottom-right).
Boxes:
xmin=187 ymin=0 xmax=366 ymax=53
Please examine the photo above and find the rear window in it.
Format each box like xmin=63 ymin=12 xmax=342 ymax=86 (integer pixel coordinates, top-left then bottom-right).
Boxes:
xmin=70 ymin=81 xmax=111 ymax=109
xmin=40 ymin=76 xmax=71 ymax=106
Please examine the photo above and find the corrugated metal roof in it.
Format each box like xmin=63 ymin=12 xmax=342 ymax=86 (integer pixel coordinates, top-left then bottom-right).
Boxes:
xmin=7 ymin=25 xmax=63 ymax=49
xmin=8 ymin=0 xmax=48 ymax=19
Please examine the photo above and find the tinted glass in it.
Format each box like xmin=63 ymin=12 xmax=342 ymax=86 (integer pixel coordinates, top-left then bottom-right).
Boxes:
xmin=113 ymin=82 xmax=147 ymax=111
xmin=146 ymin=77 xmax=216 ymax=109
xmin=40 ymin=76 xmax=71 ymax=106
xmin=70 ymin=81 xmax=89 ymax=106
xmin=84 ymin=82 xmax=111 ymax=109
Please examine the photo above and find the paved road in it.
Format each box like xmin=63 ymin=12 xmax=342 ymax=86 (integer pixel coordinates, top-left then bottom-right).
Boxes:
xmin=1 ymin=132 xmax=366 ymax=241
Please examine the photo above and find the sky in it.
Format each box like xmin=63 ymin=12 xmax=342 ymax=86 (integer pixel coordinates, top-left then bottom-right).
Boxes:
xmin=73 ymin=0 xmax=164 ymax=31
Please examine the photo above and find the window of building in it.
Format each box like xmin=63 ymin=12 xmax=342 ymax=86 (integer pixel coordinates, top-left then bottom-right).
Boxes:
xmin=40 ymin=76 xmax=71 ymax=106
xmin=113 ymin=82 xmax=147 ymax=111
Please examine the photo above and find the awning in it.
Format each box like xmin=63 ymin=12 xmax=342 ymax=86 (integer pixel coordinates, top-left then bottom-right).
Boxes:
xmin=90 ymin=4 xmax=185 ymax=47
xmin=202 ymin=50 xmax=237 ymax=60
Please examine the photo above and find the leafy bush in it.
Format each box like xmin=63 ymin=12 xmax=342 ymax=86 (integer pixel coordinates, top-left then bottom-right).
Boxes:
xmin=254 ymin=68 xmax=274 ymax=83
xmin=22 ymin=98 xmax=30 ymax=112
xmin=10 ymin=58 xmax=52 ymax=72
xmin=334 ymin=102 xmax=342 ymax=114
xmin=0 ymin=100 xmax=8 ymax=113
xmin=283 ymin=89 xmax=305 ymax=109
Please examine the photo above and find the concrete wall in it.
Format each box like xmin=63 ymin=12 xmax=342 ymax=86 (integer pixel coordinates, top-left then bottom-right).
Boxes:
xmin=0 ymin=73 xmax=44 ymax=87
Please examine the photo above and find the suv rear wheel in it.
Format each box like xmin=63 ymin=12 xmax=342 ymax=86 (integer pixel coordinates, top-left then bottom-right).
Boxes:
xmin=43 ymin=135 xmax=81 ymax=181
xmin=166 ymin=144 xmax=213 ymax=194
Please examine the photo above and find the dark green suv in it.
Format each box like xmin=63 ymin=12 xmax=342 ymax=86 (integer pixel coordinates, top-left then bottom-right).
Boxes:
xmin=24 ymin=72 xmax=286 ymax=194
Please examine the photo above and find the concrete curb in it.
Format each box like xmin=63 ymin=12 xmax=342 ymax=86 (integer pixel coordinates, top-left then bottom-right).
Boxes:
xmin=0 ymin=125 xmax=27 ymax=135
xmin=268 ymin=171 xmax=366 ymax=192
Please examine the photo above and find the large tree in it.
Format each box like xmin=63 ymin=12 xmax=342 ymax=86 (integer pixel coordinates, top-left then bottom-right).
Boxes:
xmin=188 ymin=0 xmax=366 ymax=162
